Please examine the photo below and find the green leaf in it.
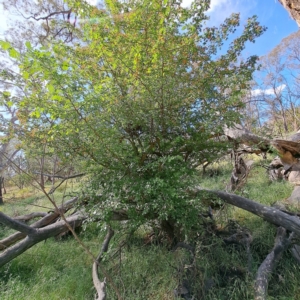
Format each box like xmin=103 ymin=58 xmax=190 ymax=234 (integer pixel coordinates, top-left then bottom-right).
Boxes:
xmin=8 ymin=48 xmax=20 ymax=59
xmin=47 ymin=84 xmax=55 ymax=94
xmin=62 ymin=62 xmax=69 ymax=71
xmin=0 ymin=40 xmax=11 ymax=50
xmin=23 ymin=71 xmax=29 ymax=79
xmin=25 ymin=41 xmax=32 ymax=50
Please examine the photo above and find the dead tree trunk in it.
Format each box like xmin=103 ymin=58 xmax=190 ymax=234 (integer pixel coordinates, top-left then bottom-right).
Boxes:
xmin=224 ymin=124 xmax=271 ymax=153
xmin=279 ymin=0 xmax=300 ymax=27
xmin=93 ymin=227 xmax=114 ymax=300
xmin=254 ymin=227 xmax=293 ymax=300
xmin=0 ymin=213 xmax=85 ymax=267
xmin=229 ymin=151 xmax=250 ymax=191
xmin=193 ymin=188 xmax=300 ymax=236
xmin=0 ymin=177 xmax=3 ymax=205
xmin=0 ymin=197 xmax=79 ymax=250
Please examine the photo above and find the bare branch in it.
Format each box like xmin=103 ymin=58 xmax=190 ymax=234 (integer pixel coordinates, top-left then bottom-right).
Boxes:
xmin=0 ymin=197 xmax=79 ymax=250
xmin=32 ymin=172 xmax=85 ymax=180
xmin=0 ymin=213 xmax=85 ymax=267
xmin=21 ymin=9 xmax=72 ymax=21
xmin=194 ymin=188 xmax=300 ymax=236
xmin=254 ymin=227 xmax=294 ymax=300
xmin=31 ymin=172 xmax=85 ymax=194
xmin=14 ymin=212 xmax=47 ymax=222
xmin=0 ymin=212 xmax=37 ymax=235
xmin=93 ymin=227 xmax=115 ymax=300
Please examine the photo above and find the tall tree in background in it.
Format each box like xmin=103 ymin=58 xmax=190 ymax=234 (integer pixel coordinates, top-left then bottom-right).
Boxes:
xmin=248 ymin=30 xmax=300 ymax=136
xmin=2 ymin=0 xmax=81 ymax=47
xmin=0 ymin=0 xmax=84 ymax=198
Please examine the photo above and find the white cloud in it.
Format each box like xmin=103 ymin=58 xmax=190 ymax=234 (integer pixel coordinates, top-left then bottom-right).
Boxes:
xmin=85 ymin=0 xmax=98 ymax=6
xmin=181 ymin=0 xmax=257 ymax=26
xmin=182 ymin=0 xmax=228 ymax=10
xmin=181 ymin=0 xmax=230 ymax=10
xmin=209 ymin=0 xmax=231 ymax=12
xmin=251 ymin=84 xmax=287 ymax=97
xmin=181 ymin=0 xmax=192 ymax=7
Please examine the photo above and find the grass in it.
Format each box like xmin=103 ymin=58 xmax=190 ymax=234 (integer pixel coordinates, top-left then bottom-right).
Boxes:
xmin=1 ymin=158 xmax=300 ymax=299
xmin=0 ymin=239 xmax=94 ymax=300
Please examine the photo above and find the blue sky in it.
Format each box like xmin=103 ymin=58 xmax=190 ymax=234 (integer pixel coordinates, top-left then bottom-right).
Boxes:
xmin=202 ymin=0 xmax=299 ymax=57
xmin=0 ymin=0 xmax=298 ymax=57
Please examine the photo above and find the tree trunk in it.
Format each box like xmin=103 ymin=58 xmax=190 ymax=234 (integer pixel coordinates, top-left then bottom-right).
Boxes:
xmin=279 ymin=0 xmax=300 ymax=27
xmin=254 ymin=227 xmax=293 ymax=300
xmin=0 ymin=213 xmax=85 ymax=267
xmin=0 ymin=177 xmax=4 ymax=205
xmin=193 ymin=188 xmax=300 ymax=236
xmin=0 ymin=197 xmax=79 ymax=250
xmin=93 ymin=227 xmax=115 ymax=300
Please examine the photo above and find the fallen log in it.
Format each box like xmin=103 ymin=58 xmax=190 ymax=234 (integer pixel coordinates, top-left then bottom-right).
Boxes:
xmin=0 ymin=212 xmax=37 ymax=235
xmin=224 ymin=124 xmax=271 ymax=152
xmin=0 ymin=197 xmax=79 ymax=250
xmin=14 ymin=212 xmax=47 ymax=222
xmin=254 ymin=227 xmax=293 ymax=300
xmin=224 ymin=124 xmax=300 ymax=183
xmin=0 ymin=213 xmax=86 ymax=267
xmin=92 ymin=227 xmax=115 ymax=300
xmin=194 ymin=188 xmax=300 ymax=236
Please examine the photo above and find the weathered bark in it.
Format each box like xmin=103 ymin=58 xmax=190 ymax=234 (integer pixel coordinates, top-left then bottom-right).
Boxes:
xmin=0 ymin=213 xmax=85 ymax=267
xmin=13 ymin=212 xmax=48 ymax=222
xmin=268 ymin=157 xmax=285 ymax=181
xmin=93 ymin=227 xmax=114 ymax=300
xmin=229 ymin=152 xmax=252 ymax=191
xmin=194 ymin=188 xmax=300 ymax=236
xmin=271 ymin=140 xmax=300 ymax=168
xmin=269 ymin=134 xmax=300 ymax=182
xmin=279 ymin=0 xmax=300 ymax=27
xmin=0 ymin=197 xmax=79 ymax=250
xmin=0 ymin=212 xmax=37 ymax=235
xmin=224 ymin=125 xmax=300 ymax=183
xmin=254 ymin=227 xmax=293 ymax=300
xmin=224 ymin=124 xmax=271 ymax=152
xmin=0 ymin=177 xmax=3 ymax=205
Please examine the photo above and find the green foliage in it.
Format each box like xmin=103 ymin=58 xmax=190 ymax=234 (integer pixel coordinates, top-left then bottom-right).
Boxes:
xmin=0 ymin=238 xmax=94 ymax=300
xmin=1 ymin=161 xmax=300 ymax=299
xmin=0 ymin=0 xmax=266 ymax=233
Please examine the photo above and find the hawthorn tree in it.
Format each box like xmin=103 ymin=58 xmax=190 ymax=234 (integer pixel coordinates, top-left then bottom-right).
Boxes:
xmin=0 ymin=0 xmax=266 ymax=239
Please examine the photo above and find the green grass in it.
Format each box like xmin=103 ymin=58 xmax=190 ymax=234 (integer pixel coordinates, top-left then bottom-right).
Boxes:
xmin=0 ymin=239 xmax=94 ymax=300
xmin=1 ymin=160 xmax=300 ymax=299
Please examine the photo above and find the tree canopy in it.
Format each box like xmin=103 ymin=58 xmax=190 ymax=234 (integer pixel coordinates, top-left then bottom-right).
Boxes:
xmin=6 ymin=2 xmax=300 ymax=299
xmin=0 ymin=0 xmax=266 ymax=237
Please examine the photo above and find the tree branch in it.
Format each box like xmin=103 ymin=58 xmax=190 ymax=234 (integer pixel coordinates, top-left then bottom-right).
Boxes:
xmin=92 ymin=227 xmax=115 ymax=300
xmin=194 ymin=188 xmax=300 ymax=236
xmin=0 ymin=213 xmax=85 ymax=267
xmin=32 ymin=172 xmax=85 ymax=180
xmin=254 ymin=227 xmax=293 ymax=300
xmin=23 ymin=9 xmax=72 ymax=21
xmin=14 ymin=212 xmax=47 ymax=222
xmin=0 ymin=212 xmax=37 ymax=235
xmin=0 ymin=197 xmax=79 ymax=250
